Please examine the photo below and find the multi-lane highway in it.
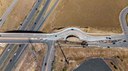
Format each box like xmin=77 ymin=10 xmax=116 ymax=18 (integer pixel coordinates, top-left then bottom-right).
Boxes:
xmin=1 ymin=27 xmax=128 ymax=71
xmin=0 ymin=2 xmax=127 ymax=71
xmin=0 ymin=0 xmax=19 ymax=27
xmin=0 ymin=0 xmax=43 ymax=68
xmin=19 ymin=0 xmax=43 ymax=30
xmin=0 ymin=27 xmax=128 ymax=46
xmin=3 ymin=0 xmax=48 ymax=70
xmin=0 ymin=0 xmax=59 ymax=71
xmin=0 ymin=0 xmax=43 ymax=70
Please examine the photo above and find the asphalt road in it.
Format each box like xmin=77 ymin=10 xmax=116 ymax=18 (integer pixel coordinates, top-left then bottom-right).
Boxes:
xmin=0 ymin=0 xmax=44 ymax=67
xmin=1 ymin=27 xmax=128 ymax=71
xmin=0 ymin=0 xmax=19 ymax=27
xmin=19 ymin=0 xmax=43 ymax=30
xmin=4 ymin=44 xmax=28 ymax=71
xmin=119 ymin=6 xmax=128 ymax=34
xmin=0 ymin=27 xmax=128 ymax=47
xmin=0 ymin=2 xmax=127 ymax=71
xmin=42 ymin=41 xmax=55 ymax=71
xmin=0 ymin=0 xmax=43 ymax=70
xmin=3 ymin=0 xmax=59 ymax=71
xmin=74 ymin=58 xmax=112 ymax=71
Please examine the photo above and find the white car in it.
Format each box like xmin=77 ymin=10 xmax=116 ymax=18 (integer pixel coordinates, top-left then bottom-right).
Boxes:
xmin=14 ymin=53 xmax=17 ymax=56
xmin=7 ymin=49 xmax=10 ymax=51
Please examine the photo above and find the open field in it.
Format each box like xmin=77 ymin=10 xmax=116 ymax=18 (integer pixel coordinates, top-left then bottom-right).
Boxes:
xmin=54 ymin=47 xmax=128 ymax=71
xmin=14 ymin=43 xmax=47 ymax=71
xmin=0 ymin=0 xmax=36 ymax=32
xmin=42 ymin=0 xmax=128 ymax=33
xmin=0 ymin=0 xmax=128 ymax=71
xmin=13 ymin=41 xmax=128 ymax=71
xmin=0 ymin=0 xmax=13 ymax=16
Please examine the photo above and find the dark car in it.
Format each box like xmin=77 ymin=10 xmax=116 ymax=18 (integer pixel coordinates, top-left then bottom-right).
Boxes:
xmin=0 ymin=19 xmax=2 ymax=21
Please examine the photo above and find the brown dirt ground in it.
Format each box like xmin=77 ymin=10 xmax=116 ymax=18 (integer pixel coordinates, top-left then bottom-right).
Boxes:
xmin=0 ymin=0 xmax=36 ymax=32
xmin=14 ymin=43 xmax=47 ymax=71
xmin=13 ymin=40 xmax=128 ymax=71
xmin=42 ymin=0 xmax=128 ymax=33
xmin=0 ymin=0 xmax=13 ymax=16
xmin=54 ymin=47 xmax=128 ymax=71
xmin=0 ymin=0 xmax=128 ymax=71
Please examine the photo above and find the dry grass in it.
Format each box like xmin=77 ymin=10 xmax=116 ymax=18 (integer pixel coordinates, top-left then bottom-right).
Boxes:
xmin=0 ymin=0 xmax=36 ymax=32
xmin=0 ymin=0 xmax=13 ymax=16
xmin=42 ymin=0 xmax=128 ymax=33
xmin=54 ymin=46 xmax=128 ymax=71
xmin=0 ymin=0 xmax=128 ymax=71
xmin=14 ymin=43 xmax=47 ymax=71
xmin=13 ymin=42 xmax=128 ymax=71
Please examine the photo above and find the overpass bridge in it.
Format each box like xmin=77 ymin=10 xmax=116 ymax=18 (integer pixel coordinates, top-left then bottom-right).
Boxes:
xmin=0 ymin=6 xmax=128 ymax=71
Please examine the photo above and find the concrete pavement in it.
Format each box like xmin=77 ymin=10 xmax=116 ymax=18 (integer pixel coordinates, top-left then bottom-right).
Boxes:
xmin=1 ymin=27 xmax=128 ymax=71
xmin=0 ymin=27 xmax=128 ymax=48
xmin=0 ymin=0 xmax=43 ymax=70
xmin=2 ymin=0 xmax=58 ymax=71
xmin=19 ymin=0 xmax=43 ymax=30
xmin=42 ymin=41 xmax=55 ymax=71
xmin=0 ymin=2 xmax=127 ymax=71
xmin=119 ymin=6 xmax=128 ymax=34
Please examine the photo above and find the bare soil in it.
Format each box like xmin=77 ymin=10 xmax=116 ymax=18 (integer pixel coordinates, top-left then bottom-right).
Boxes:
xmin=54 ymin=47 xmax=128 ymax=71
xmin=0 ymin=0 xmax=36 ymax=32
xmin=42 ymin=0 xmax=128 ymax=33
xmin=0 ymin=0 xmax=13 ymax=16
xmin=14 ymin=43 xmax=47 ymax=71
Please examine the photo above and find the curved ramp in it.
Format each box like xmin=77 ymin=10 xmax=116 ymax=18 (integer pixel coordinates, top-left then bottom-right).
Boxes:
xmin=119 ymin=6 xmax=128 ymax=34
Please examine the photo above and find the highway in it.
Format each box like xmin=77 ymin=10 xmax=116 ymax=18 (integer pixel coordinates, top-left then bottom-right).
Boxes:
xmin=3 ymin=0 xmax=49 ymax=70
xmin=42 ymin=41 xmax=55 ymax=71
xmin=1 ymin=27 xmax=128 ymax=71
xmin=0 ymin=3 xmax=127 ymax=71
xmin=0 ymin=27 xmax=128 ymax=47
xmin=2 ymin=0 xmax=59 ymax=71
xmin=30 ymin=0 xmax=52 ymax=30
xmin=0 ymin=0 xmax=19 ymax=27
xmin=19 ymin=0 xmax=43 ymax=30
xmin=0 ymin=0 xmax=43 ymax=70
xmin=0 ymin=0 xmax=43 ymax=67
xmin=4 ymin=44 xmax=28 ymax=71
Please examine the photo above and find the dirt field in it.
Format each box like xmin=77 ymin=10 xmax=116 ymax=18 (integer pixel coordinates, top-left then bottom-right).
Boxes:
xmin=0 ymin=0 xmax=128 ymax=71
xmin=42 ymin=0 xmax=128 ymax=33
xmin=0 ymin=0 xmax=13 ymax=16
xmin=54 ymin=47 xmax=128 ymax=71
xmin=14 ymin=42 xmax=128 ymax=71
xmin=14 ymin=43 xmax=47 ymax=71
xmin=0 ymin=0 xmax=36 ymax=32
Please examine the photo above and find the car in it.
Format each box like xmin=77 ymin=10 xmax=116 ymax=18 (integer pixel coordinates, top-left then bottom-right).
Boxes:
xmin=14 ymin=53 xmax=17 ymax=56
xmin=123 ymin=40 xmax=127 ymax=42
xmin=10 ymin=59 xmax=12 ymax=62
xmin=35 ymin=8 xmax=38 ymax=10
xmin=19 ymin=44 xmax=21 ymax=47
xmin=0 ymin=18 xmax=2 ymax=21
xmin=20 ymin=24 xmax=22 ymax=26
xmin=7 ymin=49 xmax=10 ymax=51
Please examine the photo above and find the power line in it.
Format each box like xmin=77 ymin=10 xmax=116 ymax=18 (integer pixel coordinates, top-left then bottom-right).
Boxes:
xmin=56 ymin=41 xmax=69 ymax=64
